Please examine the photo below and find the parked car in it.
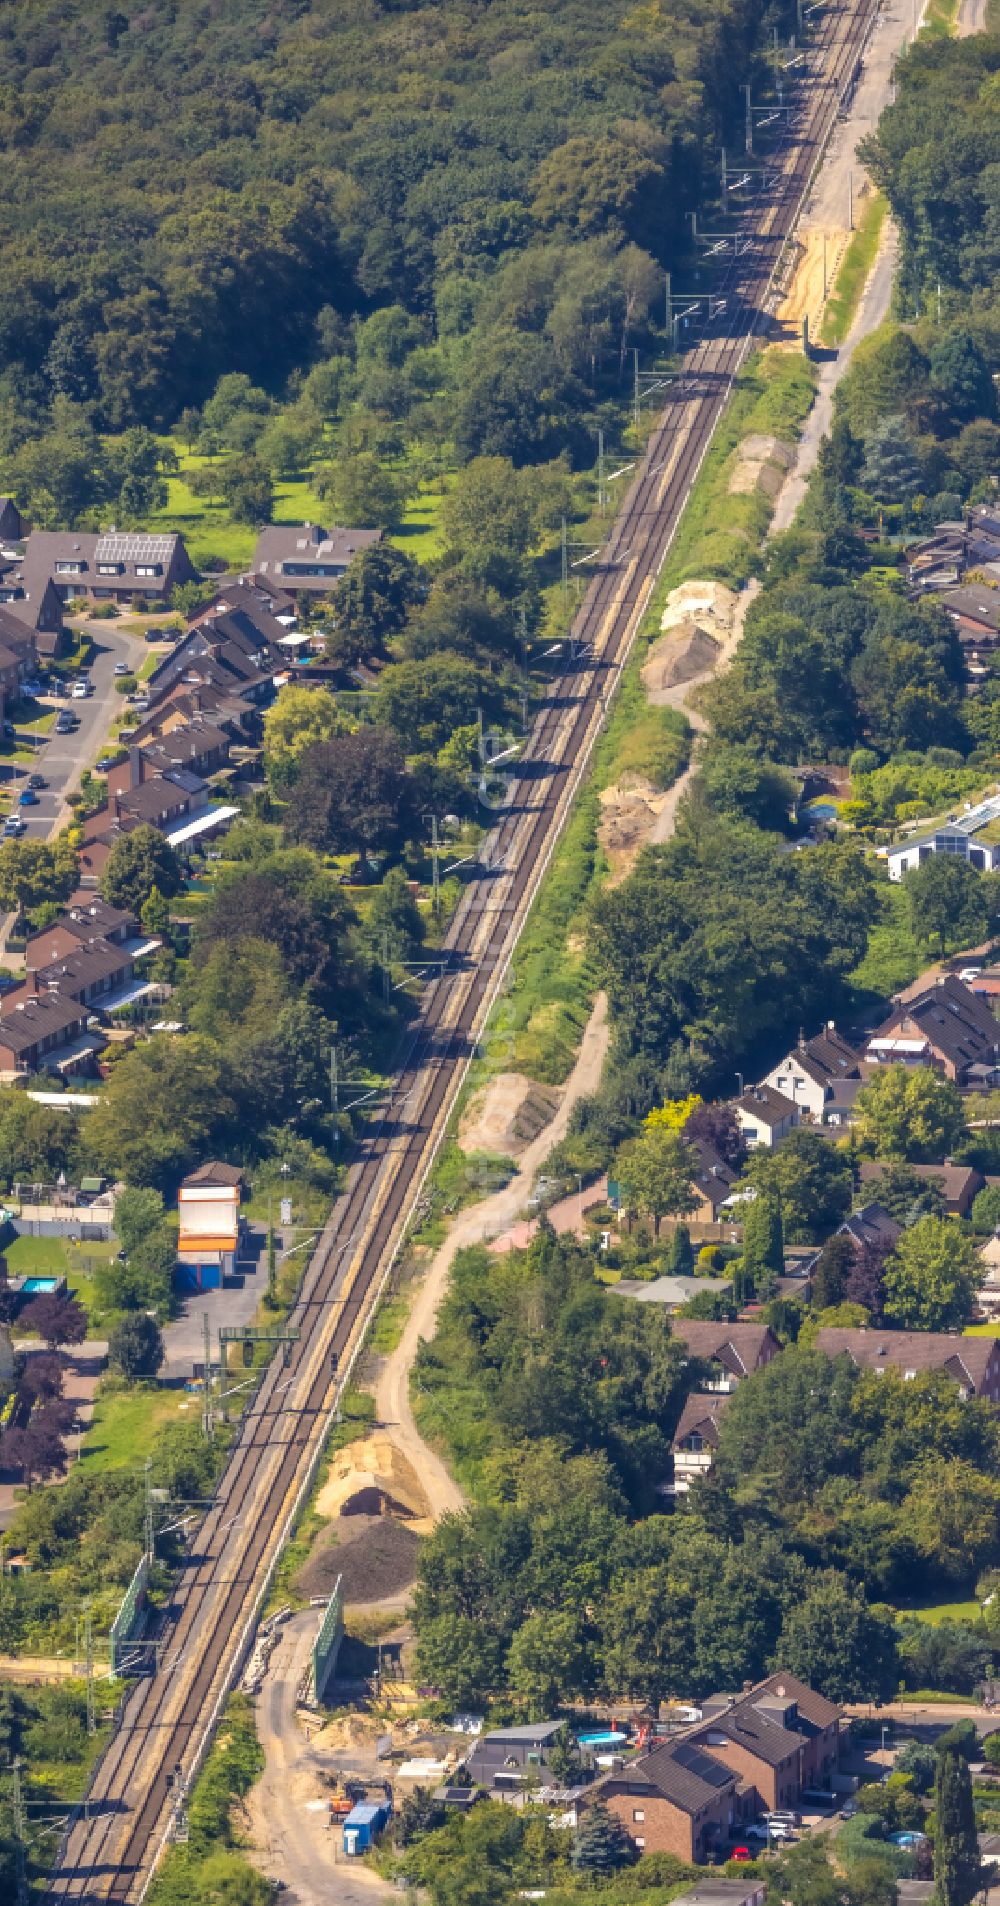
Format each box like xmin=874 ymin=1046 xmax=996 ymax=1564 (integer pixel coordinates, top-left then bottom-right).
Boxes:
xmin=113 ymin=661 xmax=131 ymax=677
xmin=71 ymin=681 xmax=91 ymax=699
xmin=2 ymin=721 xmax=15 ymax=738
xmin=26 ymin=773 xmax=46 ymax=789
xmin=839 ymin=1801 xmax=859 ymax=1819
xmin=55 ymin=713 xmax=75 ymax=734
xmin=3 ymin=816 xmax=26 ymax=837
xmin=18 ymin=789 xmax=39 ymax=806
xmin=765 ymin=1811 xmax=801 ymax=1829
xmin=730 ymin=1849 xmax=753 ymax=1864
xmin=20 ymin=679 xmax=43 ymax=698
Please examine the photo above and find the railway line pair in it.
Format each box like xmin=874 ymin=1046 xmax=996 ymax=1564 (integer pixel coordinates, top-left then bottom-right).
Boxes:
xmin=45 ymin=3 xmax=882 ymax=1895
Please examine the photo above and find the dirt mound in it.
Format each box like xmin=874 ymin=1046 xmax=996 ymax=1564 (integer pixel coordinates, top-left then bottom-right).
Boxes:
xmin=315 ymin=1434 xmax=430 ymax=1525
xmin=296 ymin=1513 xmax=420 ymax=1606
xmin=642 ymin=621 xmax=721 ymax=702
xmin=598 ymin=775 xmax=676 ymax=882
xmin=660 ymin=580 xmax=737 ymax=637
xmin=458 ymin=1071 xmax=561 ymax=1157
xmin=729 ymin=434 xmax=795 ymax=498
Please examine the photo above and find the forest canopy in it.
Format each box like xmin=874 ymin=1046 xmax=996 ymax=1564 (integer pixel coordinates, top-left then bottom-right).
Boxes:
xmin=0 ymin=0 xmax=793 ymax=437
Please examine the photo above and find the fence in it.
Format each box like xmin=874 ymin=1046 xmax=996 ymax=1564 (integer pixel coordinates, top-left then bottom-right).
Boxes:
xmin=110 ymin=1553 xmax=149 ymax=1677
xmin=310 ymin=1574 xmax=343 ymax=1704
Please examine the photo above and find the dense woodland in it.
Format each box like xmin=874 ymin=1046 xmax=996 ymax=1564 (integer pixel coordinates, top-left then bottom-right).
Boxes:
xmin=0 ymin=0 xmax=793 ymax=505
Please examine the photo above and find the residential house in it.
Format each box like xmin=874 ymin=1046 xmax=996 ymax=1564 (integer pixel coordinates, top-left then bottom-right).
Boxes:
xmin=862 ymin=976 xmax=1000 ymax=1085
xmin=176 ymin=1162 xmax=246 ymax=1292
xmin=764 ymin=1023 xmax=861 ymax=1122
xmin=0 ymin=498 xmax=25 ymax=544
xmin=0 ymin=991 xmax=101 ymax=1081
xmin=77 ymin=751 xmax=238 ymax=886
xmin=687 ymin=1674 xmax=842 ymax=1815
xmin=0 ymin=607 xmax=36 ymax=728
xmin=128 ymin=683 xmax=262 ymax=751
xmin=0 ymin=560 xmax=65 ymax=656
xmin=687 ymin=1139 xmax=739 ymax=1220
xmin=732 ymin=1085 xmax=799 ymax=1149
xmin=814 ymin=1326 xmax=1000 ymax=1400
xmin=886 ymin=794 xmax=1000 ymax=881
xmin=26 ymin=899 xmax=139 ymax=969
xmin=10 ymin=940 xmax=137 ymax=1016
xmin=250 ymin=523 xmax=382 ymax=601
xmin=596 ymin=1739 xmax=742 ymax=1860
xmin=12 ymin=529 xmax=197 ymax=610
xmin=465 ymin=1721 xmax=568 ymax=1794
xmin=670 ymin=1320 xmax=781 ymax=1390
xmin=858 ymin=1157 xmax=984 ymax=1219
xmin=939 ymin=586 xmax=1000 ymax=676
xmin=833 ymin=1202 xmax=902 ymax=1256
xmin=105 ymin=721 xmax=230 ymax=797
xmin=146 ymin=585 xmax=288 ymax=709
xmin=670 ymin=1393 xmax=729 ymax=1495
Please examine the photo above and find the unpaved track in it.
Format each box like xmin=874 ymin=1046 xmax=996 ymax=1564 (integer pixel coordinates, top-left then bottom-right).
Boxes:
xmin=246 ymin=1612 xmax=398 ymax=1906
xmin=370 ymin=993 xmax=610 ymax=1516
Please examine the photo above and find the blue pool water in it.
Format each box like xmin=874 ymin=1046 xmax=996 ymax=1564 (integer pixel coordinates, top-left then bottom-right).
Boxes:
xmin=577 ymin=1731 xmax=628 ymax=1747
xmin=804 ymin=800 xmax=837 ymax=819
xmin=22 ymin=1277 xmax=60 ymax=1294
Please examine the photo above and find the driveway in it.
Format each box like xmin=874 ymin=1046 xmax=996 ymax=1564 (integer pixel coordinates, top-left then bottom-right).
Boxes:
xmin=160 ymin=1225 xmax=271 ymax=1382
xmin=16 ymin=624 xmax=136 ymax=841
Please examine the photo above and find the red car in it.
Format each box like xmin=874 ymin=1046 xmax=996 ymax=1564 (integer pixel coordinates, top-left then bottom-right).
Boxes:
xmin=730 ymin=1849 xmax=753 ymax=1864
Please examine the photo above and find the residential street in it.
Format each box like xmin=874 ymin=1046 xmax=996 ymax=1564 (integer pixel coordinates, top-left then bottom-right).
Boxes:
xmin=21 ymin=624 xmax=138 ymax=841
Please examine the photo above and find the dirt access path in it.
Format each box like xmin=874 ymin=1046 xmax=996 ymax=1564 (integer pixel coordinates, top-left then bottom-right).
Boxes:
xmin=245 ymin=1611 xmax=399 ymax=1906
xmin=368 ymin=992 xmax=610 ymax=1517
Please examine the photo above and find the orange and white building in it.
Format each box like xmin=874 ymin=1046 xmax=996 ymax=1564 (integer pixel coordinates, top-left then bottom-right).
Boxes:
xmin=176 ymin=1161 xmax=246 ymax=1291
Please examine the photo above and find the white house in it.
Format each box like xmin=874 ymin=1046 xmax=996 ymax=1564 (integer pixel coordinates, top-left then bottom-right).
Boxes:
xmin=764 ymin=1022 xmax=861 ymax=1121
xmin=887 ymin=794 xmax=1000 ymax=882
xmin=732 ymin=1084 xmax=799 ymax=1149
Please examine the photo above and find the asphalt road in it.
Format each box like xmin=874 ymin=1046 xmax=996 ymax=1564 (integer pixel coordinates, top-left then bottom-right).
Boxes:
xmin=13 ymin=623 xmax=136 ymax=842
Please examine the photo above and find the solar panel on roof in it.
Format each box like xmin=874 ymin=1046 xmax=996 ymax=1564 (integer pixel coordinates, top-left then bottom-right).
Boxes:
xmin=95 ymin=533 xmax=175 ymax=563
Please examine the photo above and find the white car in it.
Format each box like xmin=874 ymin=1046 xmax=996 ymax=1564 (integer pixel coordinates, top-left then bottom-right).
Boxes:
xmin=113 ymin=661 xmax=130 ymax=677
xmin=959 ymin=966 xmax=982 ymax=983
xmin=70 ymin=681 xmax=91 ymax=699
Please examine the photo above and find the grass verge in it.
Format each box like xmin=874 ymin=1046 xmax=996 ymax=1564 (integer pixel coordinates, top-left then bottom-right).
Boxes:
xmin=80 ymin=1382 xmax=190 ymax=1469
xmin=821 ymin=193 xmax=888 ymax=346
xmin=144 ymin=1694 xmax=267 ymax=1906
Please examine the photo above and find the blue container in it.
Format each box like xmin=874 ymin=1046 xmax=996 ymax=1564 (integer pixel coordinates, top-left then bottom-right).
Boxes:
xmin=342 ymin=1802 xmax=389 ymax=1855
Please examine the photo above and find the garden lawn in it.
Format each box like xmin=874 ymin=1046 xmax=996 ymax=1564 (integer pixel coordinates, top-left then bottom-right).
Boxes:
xmin=390 ymin=480 xmax=452 ymax=562
xmin=895 ymin=1599 xmax=982 ymax=1624
xmin=80 ymin=1383 xmax=187 ymax=1470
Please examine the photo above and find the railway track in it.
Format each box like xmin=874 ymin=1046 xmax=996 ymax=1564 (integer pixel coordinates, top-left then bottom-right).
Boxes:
xmin=44 ymin=4 xmax=879 ymax=1897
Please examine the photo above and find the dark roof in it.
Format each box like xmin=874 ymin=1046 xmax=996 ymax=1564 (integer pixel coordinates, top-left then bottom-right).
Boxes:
xmin=672 ymin=1392 xmax=729 ymax=1450
xmin=734 ymin=1084 xmax=798 ymax=1127
xmin=815 ymin=1327 xmax=998 ymax=1391
xmin=858 ymin=1159 xmax=982 ymax=1205
xmin=119 ymin=769 xmax=206 ymax=826
xmin=140 ymin=722 xmax=229 ymax=775
xmin=871 ymin=977 xmax=1000 ymax=1074
xmin=65 ymin=898 xmax=135 ymax=937
xmin=786 ymin=1025 xmax=861 ymax=1088
xmin=0 ymin=991 xmax=88 ymax=1053
xmin=0 ymin=605 xmax=35 ymax=656
xmin=689 ymin=1138 xmax=738 ymax=1205
xmin=692 ymin=1672 xmax=841 ymax=1767
xmin=252 ymin=522 xmax=381 ymax=590
xmin=31 ymin=938 xmax=131 ymax=998
xmin=941 ymin=586 xmax=1000 ymax=631
xmin=622 ymin=1739 xmax=737 ymax=1813
xmin=182 ymin=1161 xmax=245 ymax=1189
xmin=14 ymin=528 xmax=193 ymax=601
xmin=838 ymin=1203 xmax=902 ymax=1253
xmin=671 ymin=1320 xmax=778 ymax=1375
